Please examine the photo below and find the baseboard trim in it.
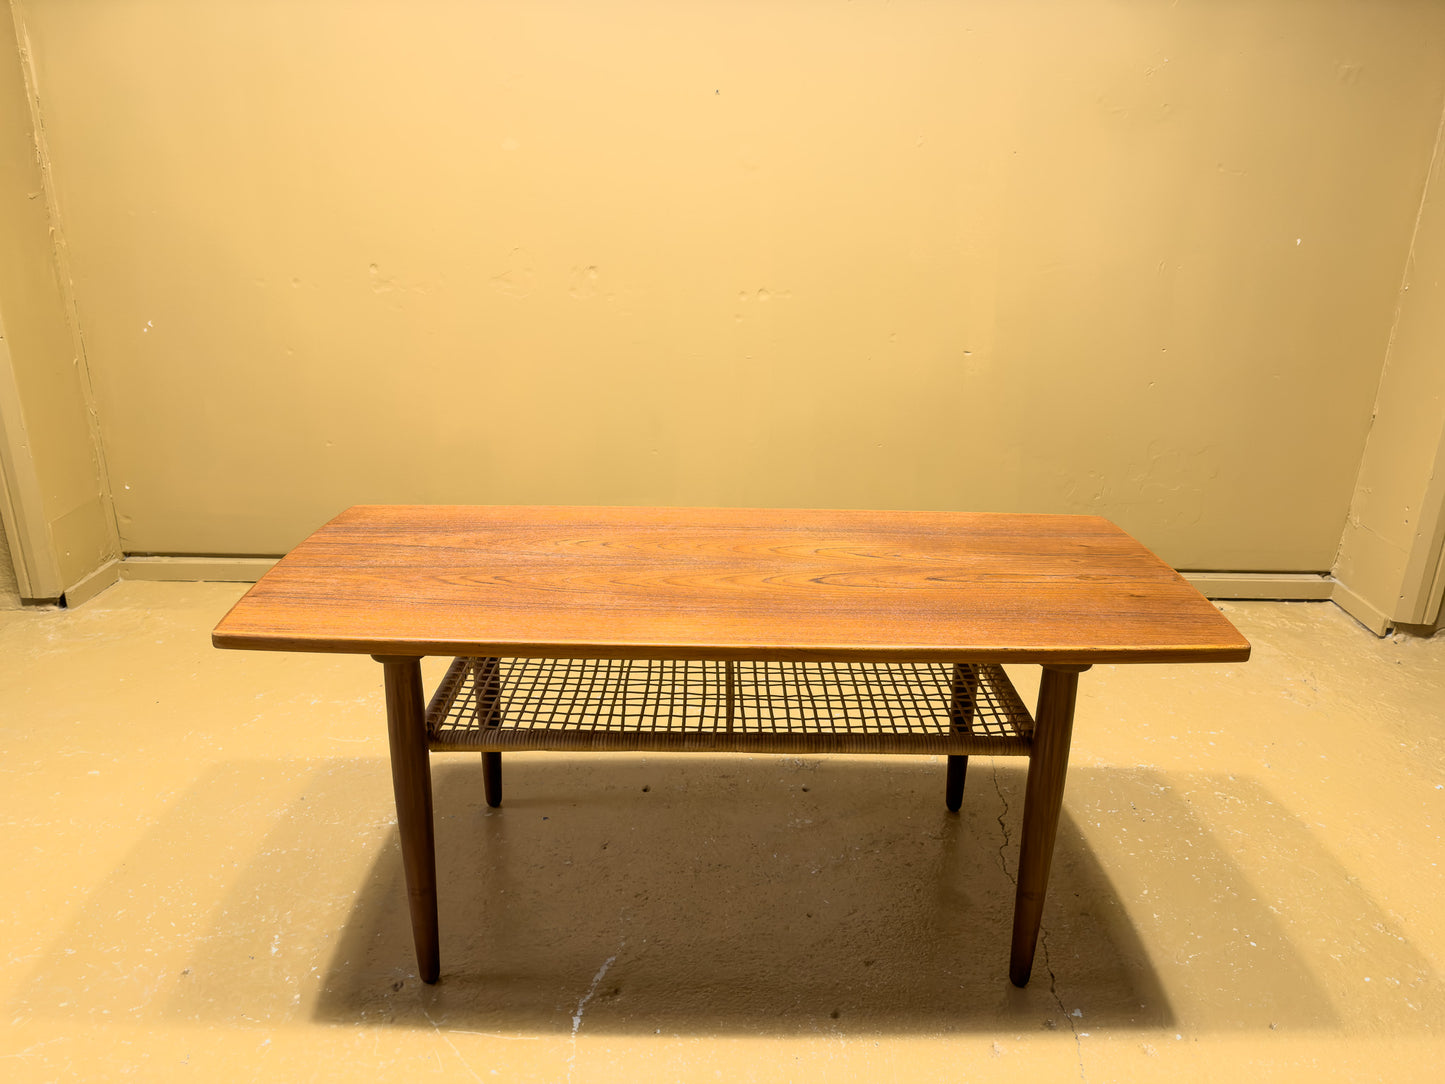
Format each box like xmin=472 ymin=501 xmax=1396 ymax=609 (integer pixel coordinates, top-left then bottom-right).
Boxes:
xmin=62 ymin=558 xmax=121 ymax=607
xmin=1329 ymin=580 xmax=1395 ymax=637
xmin=1181 ymin=571 xmax=1335 ymax=601
xmin=119 ymin=556 xmax=279 ymax=582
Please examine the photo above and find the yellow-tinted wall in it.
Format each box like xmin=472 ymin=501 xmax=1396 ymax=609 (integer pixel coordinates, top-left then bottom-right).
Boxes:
xmin=17 ymin=1 xmax=1445 ymax=568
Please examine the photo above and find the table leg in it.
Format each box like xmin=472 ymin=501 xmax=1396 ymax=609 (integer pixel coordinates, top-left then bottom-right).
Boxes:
xmin=1009 ymin=663 xmax=1089 ymax=987
xmin=945 ymin=756 xmax=968 ymax=811
xmin=946 ymin=663 xmax=980 ymax=812
xmin=374 ymin=655 xmax=440 ymax=984
xmin=482 ymin=752 xmax=502 ymax=807
xmin=476 ymin=658 xmax=503 ymax=808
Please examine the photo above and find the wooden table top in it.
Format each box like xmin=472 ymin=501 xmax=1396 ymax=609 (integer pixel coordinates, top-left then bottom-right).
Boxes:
xmin=211 ymin=505 xmax=1251 ymax=664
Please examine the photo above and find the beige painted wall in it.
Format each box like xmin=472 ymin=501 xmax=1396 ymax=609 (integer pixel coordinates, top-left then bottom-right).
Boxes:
xmin=0 ymin=3 xmax=115 ymax=596
xmin=16 ymin=1 xmax=1445 ymax=568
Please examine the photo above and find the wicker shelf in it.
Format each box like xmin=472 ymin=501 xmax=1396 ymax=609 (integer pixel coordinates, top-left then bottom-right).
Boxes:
xmin=426 ymin=657 xmax=1035 ymax=756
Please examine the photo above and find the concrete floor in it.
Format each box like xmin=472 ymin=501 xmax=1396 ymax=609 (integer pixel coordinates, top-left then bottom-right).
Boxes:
xmin=1 ymin=582 xmax=1442 ymax=1081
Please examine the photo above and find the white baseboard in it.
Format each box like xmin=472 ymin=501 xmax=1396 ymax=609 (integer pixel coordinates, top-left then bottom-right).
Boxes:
xmin=60 ymin=555 xmax=279 ymax=607
xmin=120 ymin=556 xmax=278 ymax=582
xmin=1329 ymin=579 xmax=1395 ymax=636
xmin=1181 ymin=572 xmax=1335 ymax=600
xmin=63 ymin=559 xmax=121 ymax=607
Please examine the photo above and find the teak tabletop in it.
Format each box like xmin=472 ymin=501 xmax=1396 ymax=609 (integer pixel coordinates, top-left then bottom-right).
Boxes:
xmin=213 ymin=504 xmax=1250 ymax=664
xmin=213 ymin=504 xmax=1250 ymax=989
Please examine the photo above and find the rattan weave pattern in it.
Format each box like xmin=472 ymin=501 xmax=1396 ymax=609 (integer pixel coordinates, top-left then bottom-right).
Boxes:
xmin=426 ymin=657 xmax=1035 ymax=755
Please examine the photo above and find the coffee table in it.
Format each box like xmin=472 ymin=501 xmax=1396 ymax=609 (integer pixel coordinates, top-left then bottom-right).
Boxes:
xmin=212 ymin=505 xmax=1250 ymax=988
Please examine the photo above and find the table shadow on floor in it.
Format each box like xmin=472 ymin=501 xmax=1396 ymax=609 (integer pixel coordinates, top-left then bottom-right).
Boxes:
xmin=311 ymin=754 xmax=1311 ymax=1036
xmin=14 ymin=755 xmax=1431 ymax=1036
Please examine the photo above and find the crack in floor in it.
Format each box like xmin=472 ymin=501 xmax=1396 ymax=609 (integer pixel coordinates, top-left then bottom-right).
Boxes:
xmin=1041 ymin=928 xmax=1087 ymax=1082
xmin=991 ymin=760 xmax=1016 ymax=886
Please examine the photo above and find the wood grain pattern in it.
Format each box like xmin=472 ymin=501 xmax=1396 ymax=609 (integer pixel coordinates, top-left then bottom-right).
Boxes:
xmin=376 ymin=656 xmax=438 ymax=984
xmin=212 ymin=506 xmax=1251 ymax=664
xmin=1010 ymin=664 xmax=1087 ymax=986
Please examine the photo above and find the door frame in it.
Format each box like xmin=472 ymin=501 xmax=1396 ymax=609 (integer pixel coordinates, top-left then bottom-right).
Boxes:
xmin=0 ymin=320 xmax=65 ymax=600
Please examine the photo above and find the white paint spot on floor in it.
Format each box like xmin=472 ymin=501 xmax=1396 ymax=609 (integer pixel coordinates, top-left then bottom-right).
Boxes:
xmin=572 ymin=953 xmax=618 ymax=1037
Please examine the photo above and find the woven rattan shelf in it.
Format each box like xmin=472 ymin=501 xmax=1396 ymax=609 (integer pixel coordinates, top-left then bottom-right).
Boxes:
xmin=425 ymin=656 xmax=1034 ymax=756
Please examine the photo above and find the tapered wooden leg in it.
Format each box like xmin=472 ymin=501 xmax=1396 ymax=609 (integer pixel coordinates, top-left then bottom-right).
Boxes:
xmin=945 ymin=755 xmax=968 ymax=811
xmin=1009 ymin=663 xmax=1089 ymax=987
xmin=374 ymin=655 xmax=439 ymax=984
xmin=946 ymin=663 xmax=979 ymax=812
xmin=475 ymin=657 xmax=503 ymax=808
xmin=482 ymin=751 xmax=502 ymax=808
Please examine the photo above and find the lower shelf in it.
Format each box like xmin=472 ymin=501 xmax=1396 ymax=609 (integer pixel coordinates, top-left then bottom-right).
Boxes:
xmin=426 ymin=657 xmax=1035 ymax=756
